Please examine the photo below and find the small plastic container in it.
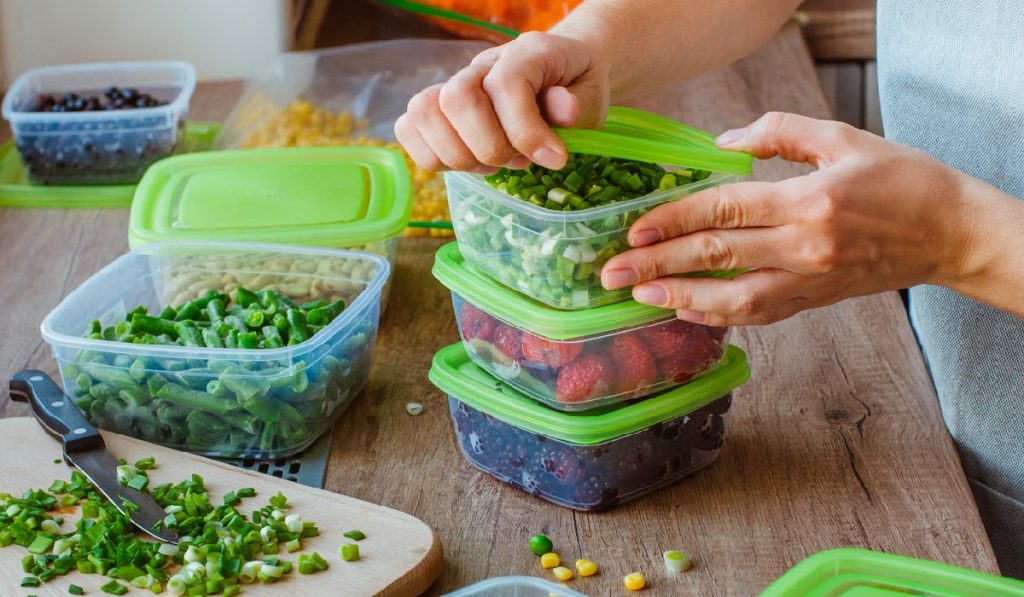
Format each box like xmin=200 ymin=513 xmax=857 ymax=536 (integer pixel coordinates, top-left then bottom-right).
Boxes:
xmin=1 ymin=61 xmax=196 ymax=185
xmin=760 ymin=548 xmax=1024 ymax=596
xmin=444 ymin=576 xmax=588 ymax=597
xmin=40 ymin=241 xmax=390 ymax=459
xmin=447 ymin=107 xmax=751 ymax=310
xmin=433 ymin=242 xmax=729 ymax=411
xmin=128 ymin=146 xmax=410 ymax=308
xmin=429 ymin=342 xmax=749 ymax=510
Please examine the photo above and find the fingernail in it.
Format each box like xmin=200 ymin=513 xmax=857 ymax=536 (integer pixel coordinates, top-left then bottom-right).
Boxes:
xmin=532 ymin=146 xmax=565 ymax=169
xmin=633 ymin=284 xmax=667 ymax=306
xmin=716 ymin=127 xmax=748 ymax=147
xmin=676 ymin=309 xmax=707 ymax=323
xmin=474 ymin=165 xmax=499 ymax=175
xmin=602 ymin=268 xmax=638 ymax=290
xmin=630 ymin=229 xmax=661 ymax=247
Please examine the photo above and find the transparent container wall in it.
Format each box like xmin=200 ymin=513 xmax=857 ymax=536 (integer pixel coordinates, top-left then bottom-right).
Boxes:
xmin=2 ymin=62 xmax=195 ymax=185
xmin=351 ymin=236 xmax=398 ymax=311
xmin=446 ymin=171 xmax=737 ymax=310
xmin=216 ymin=40 xmax=489 ymax=149
xmin=42 ymin=243 xmax=387 ymax=459
xmin=451 ymin=293 xmax=729 ymax=411
xmin=444 ymin=576 xmax=589 ymax=597
xmin=447 ymin=393 xmax=732 ymax=511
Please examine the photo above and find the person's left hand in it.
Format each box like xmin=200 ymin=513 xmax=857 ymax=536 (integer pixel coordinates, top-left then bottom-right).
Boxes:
xmin=599 ymin=112 xmax=980 ymax=326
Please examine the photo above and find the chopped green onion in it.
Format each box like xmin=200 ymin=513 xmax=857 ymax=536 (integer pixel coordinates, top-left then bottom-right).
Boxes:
xmin=68 ymin=584 xmax=85 ymax=595
xmin=340 ymin=543 xmax=360 ymax=562
xmin=343 ymin=529 xmax=366 ymax=541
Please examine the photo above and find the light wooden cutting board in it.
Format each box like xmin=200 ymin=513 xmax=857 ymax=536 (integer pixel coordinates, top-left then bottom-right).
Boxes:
xmin=0 ymin=417 xmax=442 ymax=596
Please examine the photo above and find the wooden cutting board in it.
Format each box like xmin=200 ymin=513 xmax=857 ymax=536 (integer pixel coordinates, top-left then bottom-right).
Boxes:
xmin=0 ymin=417 xmax=442 ymax=596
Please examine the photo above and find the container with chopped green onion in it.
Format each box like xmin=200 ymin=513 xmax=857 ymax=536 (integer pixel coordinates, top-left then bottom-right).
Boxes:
xmin=445 ymin=107 xmax=749 ymax=310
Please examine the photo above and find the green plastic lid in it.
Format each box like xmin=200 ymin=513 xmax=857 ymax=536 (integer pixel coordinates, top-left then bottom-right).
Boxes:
xmin=553 ymin=106 xmax=753 ymax=176
xmin=128 ymin=146 xmax=411 ymax=249
xmin=429 ymin=342 xmax=749 ymax=445
xmin=760 ymin=549 xmax=1024 ymax=597
xmin=433 ymin=242 xmax=675 ymax=339
xmin=0 ymin=122 xmax=219 ymax=209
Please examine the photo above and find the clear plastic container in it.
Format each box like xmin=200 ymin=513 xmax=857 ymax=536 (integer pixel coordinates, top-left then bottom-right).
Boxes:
xmin=444 ymin=576 xmax=588 ymax=597
xmin=40 ymin=241 xmax=390 ymax=459
xmin=215 ymin=39 xmax=488 ymax=149
xmin=128 ymin=147 xmax=410 ymax=310
xmin=1 ymin=61 xmax=196 ymax=185
xmin=446 ymin=169 xmax=738 ymax=310
xmin=435 ymin=239 xmax=729 ymax=411
xmin=429 ymin=342 xmax=749 ymax=511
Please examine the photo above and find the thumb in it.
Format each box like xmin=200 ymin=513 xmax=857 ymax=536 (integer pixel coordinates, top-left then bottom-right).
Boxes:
xmin=538 ymin=74 xmax=609 ymax=129
xmin=715 ymin=111 xmax=854 ymax=167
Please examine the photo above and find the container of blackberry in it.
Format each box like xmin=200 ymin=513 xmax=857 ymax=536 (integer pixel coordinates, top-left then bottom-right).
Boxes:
xmin=433 ymin=242 xmax=731 ymax=412
xmin=429 ymin=341 xmax=749 ymax=511
xmin=1 ymin=61 xmax=196 ymax=185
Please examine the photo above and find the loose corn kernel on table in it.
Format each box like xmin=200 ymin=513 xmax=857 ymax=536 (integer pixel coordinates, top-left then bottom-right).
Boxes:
xmin=0 ymin=23 xmax=1000 ymax=596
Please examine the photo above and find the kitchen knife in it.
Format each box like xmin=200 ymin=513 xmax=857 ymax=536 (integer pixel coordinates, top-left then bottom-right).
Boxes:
xmin=9 ymin=370 xmax=178 ymax=543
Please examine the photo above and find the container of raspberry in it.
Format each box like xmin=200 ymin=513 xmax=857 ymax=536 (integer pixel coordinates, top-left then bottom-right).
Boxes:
xmin=429 ymin=342 xmax=749 ymax=510
xmin=433 ymin=242 xmax=731 ymax=411
xmin=1 ymin=61 xmax=196 ymax=185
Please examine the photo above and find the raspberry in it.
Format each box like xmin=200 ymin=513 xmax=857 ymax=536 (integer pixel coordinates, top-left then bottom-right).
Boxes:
xmin=657 ymin=327 xmax=725 ymax=383
xmin=608 ymin=335 xmax=658 ymax=396
xmin=644 ymin=319 xmax=710 ymax=359
xmin=521 ymin=333 xmax=582 ymax=367
xmin=555 ymin=353 xmax=616 ymax=403
xmin=491 ymin=325 xmax=522 ymax=360
xmin=460 ymin=302 xmax=497 ymax=341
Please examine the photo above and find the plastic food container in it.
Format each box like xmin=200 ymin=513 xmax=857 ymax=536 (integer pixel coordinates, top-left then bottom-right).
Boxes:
xmin=40 ymin=241 xmax=390 ymax=459
xmin=128 ymin=146 xmax=410 ymax=308
xmin=760 ymin=548 xmax=1024 ymax=596
xmin=447 ymin=107 xmax=752 ymax=310
xmin=1 ymin=61 xmax=196 ymax=185
xmin=429 ymin=342 xmax=749 ymax=510
xmin=433 ymin=242 xmax=729 ymax=411
xmin=214 ymin=39 xmax=489 ymax=234
xmin=444 ymin=576 xmax=588 ymax=597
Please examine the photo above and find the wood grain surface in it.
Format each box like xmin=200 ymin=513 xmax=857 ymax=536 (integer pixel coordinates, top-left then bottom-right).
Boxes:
xmin=0 ymin=24 xmax=997 ymax=596
xmin=0 ymin=418 xmax=441 ymax=596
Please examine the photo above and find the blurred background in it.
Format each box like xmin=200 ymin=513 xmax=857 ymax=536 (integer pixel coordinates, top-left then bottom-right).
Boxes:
xmin=0 ymin=0 xmax=879 ymax=134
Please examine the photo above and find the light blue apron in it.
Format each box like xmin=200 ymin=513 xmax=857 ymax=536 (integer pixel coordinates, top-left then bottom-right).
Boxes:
xmin=877 ymin=0 xmax=1024 ymax=578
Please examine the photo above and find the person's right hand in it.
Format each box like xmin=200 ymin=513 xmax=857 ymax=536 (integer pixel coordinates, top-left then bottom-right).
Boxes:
xmin=395 ymin=32 xmax=610 ymax=173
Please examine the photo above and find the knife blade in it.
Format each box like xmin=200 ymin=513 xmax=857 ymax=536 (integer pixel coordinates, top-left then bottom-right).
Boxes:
xmin=10 ymin=370 xmax=178 ymax=543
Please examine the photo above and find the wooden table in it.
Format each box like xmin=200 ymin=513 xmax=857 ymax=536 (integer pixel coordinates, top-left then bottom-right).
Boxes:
xmin=0 ymin=24 xmax=998 ymax=596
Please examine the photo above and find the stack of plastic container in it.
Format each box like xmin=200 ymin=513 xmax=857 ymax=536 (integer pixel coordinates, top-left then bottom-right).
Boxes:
xmin=428 ymin=108 xmax=755 ymax=510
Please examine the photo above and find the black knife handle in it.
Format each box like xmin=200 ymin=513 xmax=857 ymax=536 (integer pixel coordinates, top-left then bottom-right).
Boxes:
xmin=10 ymin=370 xmax=104 ymax=453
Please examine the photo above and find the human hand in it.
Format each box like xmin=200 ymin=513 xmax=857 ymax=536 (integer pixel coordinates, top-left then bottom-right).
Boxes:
xmin=394 ymin=31 xmax=610 ymax=173
xmin=600 ymin=112 xmax=980 ymax=326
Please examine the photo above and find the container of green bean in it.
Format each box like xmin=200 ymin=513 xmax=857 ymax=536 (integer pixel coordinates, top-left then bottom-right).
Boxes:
xmin=40 ymin=241 xmax=390 ymax=458
xmin=446 ymin=107 xmax=752 ymax=310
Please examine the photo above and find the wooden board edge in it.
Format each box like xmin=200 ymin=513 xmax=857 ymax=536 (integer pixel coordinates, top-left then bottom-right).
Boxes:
xmin=379 ymin=529 xmax=445 ymax=597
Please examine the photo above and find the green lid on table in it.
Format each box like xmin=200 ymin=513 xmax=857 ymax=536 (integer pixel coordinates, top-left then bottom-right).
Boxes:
xmin=428 ymin=342 xmax=749 ymax=445
xmin=433 ymin=242 xmax=676 ymax=339
xmin=760 ymin=548 xmax=1024 ymax=597
xmin=128 ymin=146 xmax=411 ymax=249
xmin=0 ymin=122 xmax=219 ymax=209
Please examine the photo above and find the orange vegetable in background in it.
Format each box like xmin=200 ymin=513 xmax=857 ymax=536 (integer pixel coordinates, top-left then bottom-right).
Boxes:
xmin=378 ymin=0 xmax=583 ymax=43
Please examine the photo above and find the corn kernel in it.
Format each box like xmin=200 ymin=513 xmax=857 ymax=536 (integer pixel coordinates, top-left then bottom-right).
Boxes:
xmin=540 ymin=552 xmax=561 ymax=569
xmin=623 ymin=572 xmax=646 ymax=591
xmin=552 ymin=566 xmax=574 ymax=581
xmin=575 ymin=559 xmax=598 ymax=577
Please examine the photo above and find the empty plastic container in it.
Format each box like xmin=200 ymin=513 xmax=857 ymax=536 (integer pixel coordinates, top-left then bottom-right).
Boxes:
xmin=1 ymin=61 xmax=196 ymax=185
xmin=444 ymin=576 xmax=588 ymax=597
xmin=41 ymin=241 xmax=390 ymax=459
